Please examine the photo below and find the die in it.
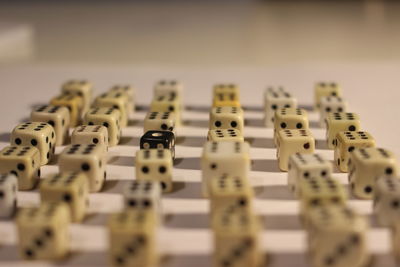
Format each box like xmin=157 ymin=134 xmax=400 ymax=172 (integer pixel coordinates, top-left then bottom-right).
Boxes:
xmin=207 ymin=128 xmax=244 ymax=142
xmin=123 ymin=180 xmax=162 ymax=216
xmin=276 ymin=129 xmax=315 ymax=172
xmin=154 ymin=80 xmax=183 ymax=111
xmin=11 ymin=122 xmax=56 ymax=165
xmin=31 ymin=105 xmax=70 ymax=146
xmin=325 ymin=112 xmax=361 ymax=149
xmin=40 ymin=172 xmax=89 ymax=222
xmin=208 ymin=173 xmax=254 ymax=218
xmin=135 ymin=149 xmax=173 ymax=193
xmin=213 ymin=208 xmax=261 ymax=267
xmin=93 ymin=90 xmax=130 ymax=127
xmin=0 ymin=173 xmax=17 ymax=218
xmin=140 ymin=130 xmax=175 ymax=159
xmin=287 ymin=153 xmax=333 ymax=197
xmin=212 ymin=83 xmax=241 ymax=107
xmin=109 ymin=84 xmax=135 ymax=115
xmin=334 ymin=131 xmax=376 ymax=173
xmin=50 ymin=93 xmax=83 ymax=127
xmin=263 ymin=87 xmax=297 ymax=127
xmin=61 ymin=79 xmax=93 ymax=113
xmin=374 ymin=176 xmax=400 ymax=227
xmin=0 ymin=146 xmax=41 ymax=190
xmin=348 ymin=147 xmax=399 ymax=199
xmin=144 ymin=111 xmax=176 ymax=135
xmin=58 ymin=144 xmax=107 ymax=192
xmin=83 ymin=107 xmax=122 ymax=146
xmin=16 ymin=202 xmax=71 ymax=260
xmin=314 ymin=82 xmax=342 ymax=109
xmin=71 ymin=125 xmax=109 ymax=152
xmin=209 ymin=106 xmax=244 ymax=134
xmin=201 ymin=141 xmax=251 ymax=197
xmin=306 ymin=205 xmax=369 ymax=267
xmin=318 ymin=96 xmax=348 ymax=128
xmin=150 ymin=94 xmax=182 ymax=125
xmin=273 ymin=108 xmax=309 ymax=143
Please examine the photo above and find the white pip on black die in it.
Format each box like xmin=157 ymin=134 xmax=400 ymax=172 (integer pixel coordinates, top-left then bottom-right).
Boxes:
xmin=0 ymin=173 xmax=18 ymax=218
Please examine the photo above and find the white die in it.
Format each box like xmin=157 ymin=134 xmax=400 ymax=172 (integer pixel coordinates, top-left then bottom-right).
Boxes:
xmin=0 ymin=173 xmax=18 ymax=218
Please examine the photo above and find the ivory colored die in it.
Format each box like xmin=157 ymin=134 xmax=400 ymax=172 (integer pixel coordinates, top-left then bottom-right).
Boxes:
xmin=109 ymin=85 xmax=135 ymax=115
xmin=94 ymin=90 xmax=130 ymax=127
xmin=325 ymin=112 xmax=361 ymax=149
xmin=318 ymin=96 xmax=347 ymax=128
xmin=374 ymin=176 xmax=400 ymax=227
xmin=123 ymin=180 xmax=162 ymax=215
xmin=61 ymin=79 xmax=93 ymax=113
xmin=50 ymin=93 xmax=83 ymax=127
xmin=207 ymin=128 xmax=244 ymax=142
xmin=264 ymin=87 xmax=297 ymax=127
xmin=150 ymin=94 xmax=182 ymax=125
xmin=212 ymin=83 xmax=241 ymax=107
xmin=144 ymin=111 xmax=176 ymax=135
xmin=314 ymin=82 xmax=342 ymax=109
xmin=209 ymin=106 xmax=244 ymax=134
xmin=0 ymin=173 xmax=18 ymax=218
xmin=71 ymin=125 xmax=109 ymax=152
xmin=274 ymin=108 xmax=309 ymax=143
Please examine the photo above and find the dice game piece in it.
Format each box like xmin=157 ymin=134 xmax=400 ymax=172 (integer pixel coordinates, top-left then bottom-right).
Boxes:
xmin=263 ymin=86 xmax=297 ymax=127
xmin=276 ymin=129 xmax=315 ymax=172
xmin=93 ymin=90 xmax=130 ymax=127
xmin=61 ymin=79 xmax=93 ymax=113
xmin=212 ymin=83 xmax=241 ymax=107
xmin=208 ymin=173 xmax=254 ymax=218
xmin=318 ymin=96 xmax=348 ymax=128
xmin=306 ymin=205 xmax=369 ymax=267
xmin=374 ymin=176 xmax=400 ymax=227
xmin=273 ymin=108 xmax=309 ymax=143
xmin=325 ymin=112 xmax=361 ymax=149
xmin=140 ymin=130 xmax=175 ymax=159
xmin=135 ymin=149 xmax=173 ymax=193
xmin=83 ymin=107 xmax=122 ymax=146
xmin=58 ymin=144 xmax=107 ymax=192
xmin=213 ymin=208 xmax=261 ymax=267
xmin=144 ymin=111 xmax=176 ymax=135
xmin=201 ymin=141 xmax=251 ymax=197
xmin=0 ymin=173 xmax=17 ymax=218
xmin=71 ymin=125 xmax=109 ymax=152
xmin=16 ymin=202 xmax=71 ymax=260
xmin=108 ymin=209 xmax=158 ymax=267
xmin=334 ymin=131 xmax=376 ymax=173
xmin=348 ymin=147 xmax=399 ymax=199
xmin=150 ymin=94 xmax=182 ymax=125
xmin=31 ymin=105 xmax=70 ymax=146
xmin=314 ymin=82 xmax=342 ymax=109
xmin=207 ymin=129 xmax=244 ymax=142
xmin=209 ymin=106 xmax=244 ymax=134
xmin=50 ymin=93 xmax=83 ymax=127
xmin=287 ymin=153 xmax=333 ymax=197
xmin=123 ymin=180 xmax=162 ymax=215
xmin=11 ymin=122 xmax=56 ymax=166
xmin=109 ymin=84 xmax=135 ymax=115
xmin=40 ymin=172 xmax=89 ymax=222
xmin=0 ymin=146 xmax=41 ymax=190
xmin=154 ymin=80 xmax=183 ymax=111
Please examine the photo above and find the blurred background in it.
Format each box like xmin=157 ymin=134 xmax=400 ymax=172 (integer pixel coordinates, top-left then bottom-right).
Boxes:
xmin=0 ymin=0 xmax=398 ymax=66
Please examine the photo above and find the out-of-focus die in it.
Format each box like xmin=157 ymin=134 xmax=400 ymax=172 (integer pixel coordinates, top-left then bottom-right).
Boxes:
xmin=93 ymin=90 xmax=130 ymax=127
xmin=109 ymin=85 xmax=135 ymax=115
xmin=374 ymin=176 xmax=400 ymax=227
xmin=209 ymin=106 xmax=244 ymax=134
xmin=58 ymin=144 xmax=107 ymax=192
xmin=16 ymin=202 xmax=71 ymax=260
xmin=207 ymin=129 xmax=244 ymax=142
xmin=318 ymin=96 xmax=347 ymax=128
xmin=144 ymin=111 xmax=176 ymax=135
xmin=276 ymin=129 xmax=315 ymax=172
xmin=108 ymin=209 xmax=158 ymax=267
xmin=212 ymin=83 xmax=241 ymax=107
xmin=0 ymin=173 xmax=17 ymax=218
xmin=31 ymin=105 xmax=70 ymax=146
xmin=274 ymin=108 xmax=309 ymax=143
xmin=135 ymin=149 xmax=173 ymax=193
xmin=334 ymin=131 xmax=376 ymax=173
xmin=150 ymin=94 xmax=182 ymax=125
xmin=287 ymin=153 xmax=333 ymax=197
xmin=0 ymin=146 xmax=41 ymax=190
xmin=61 ymin=79 xmax=93 ymax=113
xmin=11 ymin=122 xmax=56 ymax=165
xmin=71 ymin=125 xmax=109 ymax=152
xmin=348 ymin=147 xmax=399 ymax=199
xmin=314 ymin=82 xmax=342 ymax=109
xmin=201 ymin=141 xmax=251 ymax=197
xmin=50 ymin=93 xmax=83 ymax=127
xmin=140 ymin=130 xmax=175 ymax=159
xmin=154 ymin=80 xmax=183 ymax=111
xmin=123 ymin=180 xmax=162 ymax=215
xmin=306 ymin=205 xmax=369 ymax=267
xmin=40 ymin=172 xmax=89 ymax=222
xmin=83 ymin=107 xmax=121 ymax=146
xmin=263 ymin=87 xmax=297 ymax=127
xmin=325 ymin=112 xmax=361 ymax=149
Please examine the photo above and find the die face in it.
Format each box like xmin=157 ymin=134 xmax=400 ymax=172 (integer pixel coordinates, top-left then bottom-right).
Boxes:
xmin=212 ymin=84 xmax=240 ymax=107
xmin=11 ymin=122 xmax=56 ymax=165
xmin=314 ymin=82 xmax=342 ymax=108
xmin=50 ymin=94 xmax=83 ymax=127
xmin=325 ymin=112 xmax=360 ymax=149
xmin=207 ymin=129 xmax=244 ymax=142
xmin=318 ymin=96 xmax=347 ymax=127
xmin=109 ymin=85 xmax=135 ymax=114
xmin=209 ymin=106 xmax=244 ymax=133
xmin=0 ymin=173 xmax=17 ymax=218
xmin=140 ymin=131 xmax=175 ymax=158
xmin=123 ymin=181 xmax=162 ymax=213
xmin=144 ymin=111 xmax=176 ymax=134
xmin=71 ymin=125 xmax=109 ymax=151
xmin=0 ymin=146 xmax=41 ymax=190
xmin=31 ymin=105 xmax=70 ymax=146
xmin=154 ymin=80 xmax=183 ymax=98
xmin=40 ymin=172 xmax=89 ymax=222
xmin=264 ymin=88 xmax=297 ymax=127
xmin=62 ymin=79 xmax=92 ymax=112
xmin=58 ymin=144 xmax=106 ymax=192
xmin=94 ymin=91 xmax=130 ymax=127
xmin=374 ymin=176 xmax=400 ymax=226
xmin=274 ymin=108 xmax=309 ymax=131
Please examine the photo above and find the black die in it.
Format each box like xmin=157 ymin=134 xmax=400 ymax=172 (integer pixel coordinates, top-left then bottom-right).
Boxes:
xmin=140 ymin=131 xmax=175 ymax=159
